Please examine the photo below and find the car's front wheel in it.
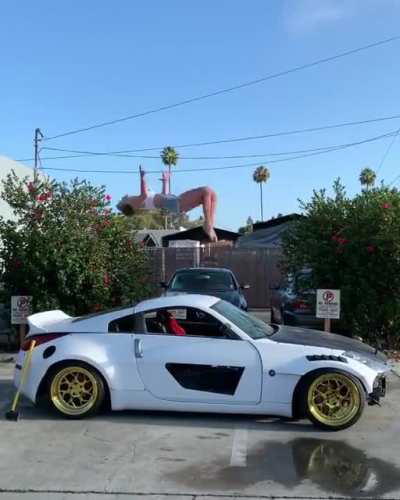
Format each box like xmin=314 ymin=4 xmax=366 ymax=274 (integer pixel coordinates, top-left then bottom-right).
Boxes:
xmin=300 ymin=370 xmax=365 ymax=430
xmin=47 ymin=363 xmax=105 ymax=419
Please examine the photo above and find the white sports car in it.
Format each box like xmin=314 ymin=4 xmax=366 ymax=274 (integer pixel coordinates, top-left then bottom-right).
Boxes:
xmin=14 ymin=295 xmax=390 ymax=430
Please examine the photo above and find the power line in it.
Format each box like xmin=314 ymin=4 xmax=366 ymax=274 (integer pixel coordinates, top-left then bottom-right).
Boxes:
xmin=42 ymin=35 xmax=400 ymax=142
xmin=388 ymin=172 xmax=400 ymax=187
xmin=25 ymin=111 xmax=400 ymax=161
xmin=376 ymin=127 xmax=400 ymax=175
xmin=16 ymin=128 xmax=399 ymax=164
xmin=38 ymin=130 xmax=399 ymax=175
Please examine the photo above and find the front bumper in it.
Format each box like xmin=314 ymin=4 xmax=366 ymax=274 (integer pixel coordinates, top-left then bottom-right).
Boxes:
xmin=368 ymin=374 xmax=387 ymax=405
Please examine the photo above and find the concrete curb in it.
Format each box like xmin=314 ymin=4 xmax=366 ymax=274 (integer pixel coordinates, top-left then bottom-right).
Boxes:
xmin=0 ymin=353 xmax=16 ymax=364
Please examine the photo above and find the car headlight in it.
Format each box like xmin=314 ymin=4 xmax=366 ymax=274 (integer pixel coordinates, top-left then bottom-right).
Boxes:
xmin=343 ymin=351 xmax=370 ymax=365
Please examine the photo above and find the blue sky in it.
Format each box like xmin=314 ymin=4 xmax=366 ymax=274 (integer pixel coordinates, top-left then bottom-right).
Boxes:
xmin=2 ymin=0 xmax=400 ymax=230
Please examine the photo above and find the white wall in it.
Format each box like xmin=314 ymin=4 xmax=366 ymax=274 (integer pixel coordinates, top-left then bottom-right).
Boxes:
xmin=0 ymin=156 xmax=42 ymax=222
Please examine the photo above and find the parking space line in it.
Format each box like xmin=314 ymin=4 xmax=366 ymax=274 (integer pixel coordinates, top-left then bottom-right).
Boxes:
xmin=230 ymin=428 xmax=248 ymax=467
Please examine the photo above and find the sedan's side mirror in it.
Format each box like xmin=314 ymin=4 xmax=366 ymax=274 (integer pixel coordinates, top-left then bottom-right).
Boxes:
xmin=240 ymin=284 xmax=251 ymax=290
xmin=159 ymin=281 xmax=167 ymax=288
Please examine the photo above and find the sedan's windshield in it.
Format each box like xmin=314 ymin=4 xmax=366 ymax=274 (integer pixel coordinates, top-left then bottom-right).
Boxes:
xmin=212 ymin=300 xmax=274 ymax=339
xmin=170 ymin=270 xmax=236 ymax=292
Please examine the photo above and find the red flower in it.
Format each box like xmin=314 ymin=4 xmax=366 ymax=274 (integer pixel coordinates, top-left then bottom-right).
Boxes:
xmin=37 ymin=193 xmax=50 ymax=202
xmin=382 ymin=202 xmax=391 ymax=209
xmin=27 ymin=182 xmax=36 ymax=193
xmin=367 ymin=245 xmax=376 ymax=253
xmin=105 ymin=194 xmax=112 ymax=202
xmin=103 ymin=273 xmax=111 ymax=287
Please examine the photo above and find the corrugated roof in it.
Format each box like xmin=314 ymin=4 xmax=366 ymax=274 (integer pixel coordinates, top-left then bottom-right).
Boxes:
xmin=133 ymin=229 xmax=180 ymax=246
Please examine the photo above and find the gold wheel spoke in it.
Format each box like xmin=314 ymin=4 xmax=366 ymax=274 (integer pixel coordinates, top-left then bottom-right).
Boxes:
xmin=51 ymin=366 xmax=99 ymax=415
xmin=308 ymin=373 xmax=360 ymax=427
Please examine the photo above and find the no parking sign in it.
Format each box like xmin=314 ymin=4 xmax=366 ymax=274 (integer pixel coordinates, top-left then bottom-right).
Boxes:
xmin=11 ymin=296 xmax=32 ymax=325
xmin=316 ymin=289 xmax=341 ymax=319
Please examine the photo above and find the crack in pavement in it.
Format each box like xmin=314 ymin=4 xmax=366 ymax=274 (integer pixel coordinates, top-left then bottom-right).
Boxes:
xmin=1 ymin=489 xmax=400 ymax=499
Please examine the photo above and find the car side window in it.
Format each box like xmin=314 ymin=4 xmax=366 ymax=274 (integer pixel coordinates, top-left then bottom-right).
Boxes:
xmin=140 ymin=307 xmax=238 ymax=339
xmin=108 ymin=314 xmax=135 ymax=333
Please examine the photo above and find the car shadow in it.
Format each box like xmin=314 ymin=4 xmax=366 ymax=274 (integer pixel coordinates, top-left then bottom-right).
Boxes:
xmin=0 ymin=375 xmax=318 ymax=431
xmin=3 ymin=374 xmax=397 ymax=434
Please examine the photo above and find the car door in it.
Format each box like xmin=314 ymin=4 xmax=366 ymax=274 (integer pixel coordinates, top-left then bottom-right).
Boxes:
xmin=134 ymin=306 xmax=262 ymax=405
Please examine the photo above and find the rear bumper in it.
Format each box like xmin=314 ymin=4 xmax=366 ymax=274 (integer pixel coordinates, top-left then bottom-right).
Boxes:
xmin=12 ymin=351 xmax=38 ymax=403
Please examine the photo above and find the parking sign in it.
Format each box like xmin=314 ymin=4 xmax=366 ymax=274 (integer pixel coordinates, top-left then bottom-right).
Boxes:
xmin=11 ymin=296 xmax=32 ymax=325
xmin=316 ymin=289 xmax=340 ymax=319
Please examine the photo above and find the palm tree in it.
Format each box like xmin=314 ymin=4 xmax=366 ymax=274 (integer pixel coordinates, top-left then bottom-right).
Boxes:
xmin=359 ymin=167 xmax=376 ymax=189
xmin=253 ymin=166 xmax=270 ymax=221
xmin=161 ymin=146 xmax=179 ymax=192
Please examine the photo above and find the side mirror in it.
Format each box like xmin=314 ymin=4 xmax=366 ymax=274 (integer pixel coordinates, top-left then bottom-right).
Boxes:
xmin=240 ymin=284 xmax=251 ymax=290
xmin=159 ymin=281 xmax=167 ymax=288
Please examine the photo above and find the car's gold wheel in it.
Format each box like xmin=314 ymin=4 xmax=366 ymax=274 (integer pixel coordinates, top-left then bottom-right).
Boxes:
xmin=304 ymin=371 xmax=365 ymax=430
xmin=49 ymin=364 xmax=104 ymax=418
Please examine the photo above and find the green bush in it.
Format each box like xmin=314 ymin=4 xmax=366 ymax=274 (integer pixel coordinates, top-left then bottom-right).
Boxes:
xmin=282 ymin=178 xmax=400 ymax=348
xmin=0 ymin=172 xmax=153 ymax=316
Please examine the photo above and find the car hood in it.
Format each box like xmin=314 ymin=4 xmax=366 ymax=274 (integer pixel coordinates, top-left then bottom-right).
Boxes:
xmin=271 ymin=325 xmax=387 ymax=363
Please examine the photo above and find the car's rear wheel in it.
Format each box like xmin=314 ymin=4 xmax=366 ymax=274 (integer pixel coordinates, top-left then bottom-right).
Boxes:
xmin=48 ymin=363 xmax=105 ymax=419
xmin=301 ymin=370 xmax=365 ymax=430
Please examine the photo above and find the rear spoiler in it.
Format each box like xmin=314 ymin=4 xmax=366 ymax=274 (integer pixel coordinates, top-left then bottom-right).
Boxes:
xmin=27 ymin=310 xmax=72 ymax=334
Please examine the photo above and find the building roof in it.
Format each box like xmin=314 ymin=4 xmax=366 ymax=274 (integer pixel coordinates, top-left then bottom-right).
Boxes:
xmin=236 ymin=214 xmax=301 ymax=249
xmin=252 ymin=213 xmax=302 ymax=232
xmin=133 ymin=229 xmax=180 ymax=247
xmin=162 ymin=226 xmax=240 ymax=247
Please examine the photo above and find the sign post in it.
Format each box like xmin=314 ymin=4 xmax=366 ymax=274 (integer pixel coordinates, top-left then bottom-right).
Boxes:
xmin=316 ymin=289 xmax=340 ymax=333
xmin=11 ymin=296 xmax=32 ymax=346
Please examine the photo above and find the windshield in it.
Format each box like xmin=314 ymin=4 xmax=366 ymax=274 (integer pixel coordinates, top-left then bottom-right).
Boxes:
xmin=170 ymin=270 xmax=236 ymax=292
xmin=295 ymin=270 xmax=314 ymax=293
xmin=212 ymin=300 xmax=274 ymax=339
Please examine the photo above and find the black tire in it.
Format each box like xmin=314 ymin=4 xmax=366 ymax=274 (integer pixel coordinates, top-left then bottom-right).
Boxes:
xmin=298 ymin=369 xmax=365 ymax=431
xmin=47 ymin=362 xmax=105 ymax=419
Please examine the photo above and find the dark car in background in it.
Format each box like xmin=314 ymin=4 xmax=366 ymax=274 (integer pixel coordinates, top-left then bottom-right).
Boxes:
xmin=270 ymin=269 xmax=324 ymax=329
xmin=161 ymin=267 xmax=249 ymax=310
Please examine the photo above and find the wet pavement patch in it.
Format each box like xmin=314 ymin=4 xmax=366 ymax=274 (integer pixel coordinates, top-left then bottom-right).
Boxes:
xmin=166 ymin=437 xmax=400 ymax=497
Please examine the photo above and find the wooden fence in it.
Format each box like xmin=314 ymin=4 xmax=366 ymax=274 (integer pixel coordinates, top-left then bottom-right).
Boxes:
xmin=146 ymin=246 xmax=283 ymax=308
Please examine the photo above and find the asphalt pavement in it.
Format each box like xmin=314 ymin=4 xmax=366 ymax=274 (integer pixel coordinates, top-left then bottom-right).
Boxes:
xmin=0 ymin=357 xmax=400 ymax=500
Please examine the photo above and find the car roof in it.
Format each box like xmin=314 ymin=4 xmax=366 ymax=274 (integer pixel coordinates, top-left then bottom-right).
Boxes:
xmin=173 ymin=267 xmax=233 ymax=274
xmin=135 ymin=294 xmax=220 ymax=312
xmin=28 ymin=295 xmax=221 ymax=334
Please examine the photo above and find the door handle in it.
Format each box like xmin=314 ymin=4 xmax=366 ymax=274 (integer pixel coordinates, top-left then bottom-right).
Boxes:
xmin=134 ymin=338 xmax=143 ymax=358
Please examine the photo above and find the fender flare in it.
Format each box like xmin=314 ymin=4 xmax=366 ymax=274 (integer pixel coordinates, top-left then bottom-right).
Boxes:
xmin=291 ymin=367 xmax=367 ymax=419
xmin=35 ymin=358 xmax=112 ymax=406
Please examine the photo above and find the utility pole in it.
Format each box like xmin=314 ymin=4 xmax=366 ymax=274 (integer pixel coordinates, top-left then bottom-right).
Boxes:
xmin=34 ymin=128 xmax=43 ymax=171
